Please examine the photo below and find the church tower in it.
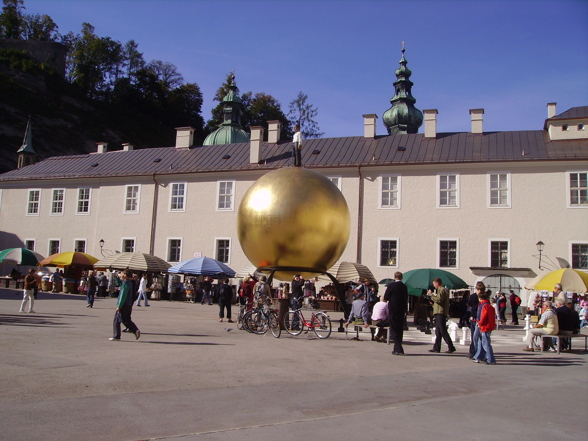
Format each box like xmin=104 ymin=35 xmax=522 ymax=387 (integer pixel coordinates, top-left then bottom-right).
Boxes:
xmin=17 ymin=117 xmax=37 ymax=169
xmin=382 ymin=44 xmax=423 ymax=135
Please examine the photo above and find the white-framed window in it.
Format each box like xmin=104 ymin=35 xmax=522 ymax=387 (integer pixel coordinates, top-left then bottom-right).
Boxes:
xmin=124 ymin=185 xmax=140 ymax=213
xmin=48 ymin=239 xmax=60 ymax=255
xmin=215 ymin=238 xmax=231 ymax=264
xmin=439 ymin=239 xmax=458 ymax=269
xmin=168 ymin=238 xmax=182 ymax=262
xmin=122 ymin=238 xmax=135 ymax=253
xmin=378 ymin=239 xmax=398 ymax=268
xmin=327 ymin=176 xmax=342 ymax=190
xmin=74 ymin=239 xmax=86 ymax=253
xmin=77 ymin=188 xmax=91 ymax=214
xmin=27 ymin=189 xmax=40 ymax=215
xmin=50 ymin=189 xmax=65 ymax=215
xmin=24 ymin=239 xmax=35 ymax=251
xmin=490 ymin=240 xmax=509 ymax=268
xmin=217 ymin=180 xmax=234 ymax=211
xmin=437 ymin=173 xmax=459 ymax=208
xmin=379 ymin=174 xmax=401 ymax=209
xmin=571 ymin=242 xmax=588 ymax=269
xmin=170 ymin=183 xmax=186 ymax=211
xmin=488 ymin=173 xmax=511 ymax=208
xmin=568 ymin=172 xmax=588 ymax=207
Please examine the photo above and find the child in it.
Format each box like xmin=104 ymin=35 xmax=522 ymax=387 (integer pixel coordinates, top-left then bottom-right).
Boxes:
xmin=473 ymin=289 xmax=497 ymax=365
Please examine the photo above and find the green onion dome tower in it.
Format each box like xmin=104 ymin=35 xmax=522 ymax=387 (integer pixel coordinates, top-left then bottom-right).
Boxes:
xmin=203 ymin=74 xmax=250 ymax=145
xmin=382 ymin=44 xmax=423 ymax=135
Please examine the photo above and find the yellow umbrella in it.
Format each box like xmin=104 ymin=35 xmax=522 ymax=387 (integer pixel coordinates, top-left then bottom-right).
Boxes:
xmin=524 ymin=268 xmax=588 ymax=293
xmin=39 ymin=251 xmax=99 ymax=268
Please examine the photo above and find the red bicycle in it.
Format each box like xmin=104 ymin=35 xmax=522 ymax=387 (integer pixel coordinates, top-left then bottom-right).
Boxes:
xmin=282 ymin=300 xmax=332 ymax=339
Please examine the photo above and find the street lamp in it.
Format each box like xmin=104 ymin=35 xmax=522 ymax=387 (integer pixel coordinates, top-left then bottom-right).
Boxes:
xmin=536 ymin=241 xmax=544 ymax=270
xmin=99 ymin=239 xmax=105 ymax=256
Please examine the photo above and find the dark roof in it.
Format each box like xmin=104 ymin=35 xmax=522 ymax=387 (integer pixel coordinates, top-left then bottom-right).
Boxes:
xmin=1 ymin=129 xmax=587 ymax=182
xmin=551 ymin=106 xmax=588 ymax=120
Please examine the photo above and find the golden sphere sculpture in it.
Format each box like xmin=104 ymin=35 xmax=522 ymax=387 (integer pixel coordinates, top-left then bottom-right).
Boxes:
xmin=238 ymin=167 xmax=350 ymax=280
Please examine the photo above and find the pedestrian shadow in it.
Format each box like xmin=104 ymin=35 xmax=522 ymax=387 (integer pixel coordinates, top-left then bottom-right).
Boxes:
xmin=141 ymin=332 xmax=215 ymax=338
xmin=146 ymin=341 xmax=234 ymax=346
xmin=0 ymin=313 xmax=67 ymax=327
xmin=494 ymin=352 xmax=586 ymax=366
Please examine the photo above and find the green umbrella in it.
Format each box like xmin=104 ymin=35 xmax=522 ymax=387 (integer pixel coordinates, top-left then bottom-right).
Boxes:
xmin=0 ymin=248 xmax=44 ymax=266
xmin=402 ymin=268 xmax=470 ymax=295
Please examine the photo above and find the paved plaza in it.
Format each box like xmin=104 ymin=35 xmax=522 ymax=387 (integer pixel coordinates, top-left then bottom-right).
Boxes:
xmin=1 ymin=288 xmax=586 ymax=441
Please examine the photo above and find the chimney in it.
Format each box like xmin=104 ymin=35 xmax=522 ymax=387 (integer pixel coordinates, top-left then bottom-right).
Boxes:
xmin=267 ymin=120 xmax=282 ymax=144
xmin=250 ymin=126 xmax=264 ymax=163
xmin=423 ymin=109 xmax=438 ymax=138
xmin=362 ymin=114 xmax=377 ymax=139
xmin=122 ymin=143 xmax=134 ymax=151
xmin=96 ymin=142 xmax=108 ymax=154
xmin=175 ymin=126 xmax=194 ymax=148
xmin=547 ymin=102 xmax=557 ymax=119
xmin=469 ymin=109 xmax=484 ymax=134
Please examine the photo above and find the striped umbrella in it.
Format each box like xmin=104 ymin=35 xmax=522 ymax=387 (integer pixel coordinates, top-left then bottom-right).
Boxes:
xmin=94 ymin=252 xmax=171 ymax=272
xmin=327 ymin=261 xmax=377 ymax=284
xmin=0 ymin=248 xmax=44 ymax=266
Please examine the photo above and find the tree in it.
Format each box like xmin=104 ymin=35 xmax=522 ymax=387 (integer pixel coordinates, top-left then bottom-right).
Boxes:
xmin=0 ymin=0 xmax=25 ymax=39
xmin=122 ymin=39 xmax=145 ymax=82
xmin=245 ymin=93 xmax=292 ymax=140
xmin=22 ymin=13 xmax=59 ymax=41
xmin=288 ymin=91 xmax=324 ymax=139
xmin=146 ymin=60 xmax=183 ymax=90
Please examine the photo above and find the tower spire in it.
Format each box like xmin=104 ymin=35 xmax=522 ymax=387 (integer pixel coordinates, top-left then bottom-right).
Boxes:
xmin=382 ymin=43 xmax=423 ymax=135
xmin=17 ymin=116 xmax=37 ymax=169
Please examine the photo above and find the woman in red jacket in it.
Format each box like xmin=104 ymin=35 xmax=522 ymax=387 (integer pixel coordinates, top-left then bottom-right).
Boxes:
xmin=473 ymin=288 xmax=497 ymax=365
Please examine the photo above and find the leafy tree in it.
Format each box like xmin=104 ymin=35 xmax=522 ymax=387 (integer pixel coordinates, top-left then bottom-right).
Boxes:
xmin=122 ymin=39 xmax=145 ymax=82
xmin=22 ymin=13 xmax=58 ymax=40
xmin=288 ymin=91 xmax=324 ymax=139
xmin=0 ymin=0 xmax=25 ymax=39
xmin=244 ymin=93 xmax=291 ymax=140
xmin=146 ymin=60 xmax=183 ymax=90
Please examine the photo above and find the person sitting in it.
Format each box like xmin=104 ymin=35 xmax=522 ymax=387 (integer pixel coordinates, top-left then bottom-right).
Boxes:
xmin=371 ymin=298 xmax=389 ymax=342
xmin=344 ymin=291 xmax=370 ymax=329
xmin=554 ymin=299 xmax=578 ymax=351
xmin=523 ymin=301 xmax=559 ymax=352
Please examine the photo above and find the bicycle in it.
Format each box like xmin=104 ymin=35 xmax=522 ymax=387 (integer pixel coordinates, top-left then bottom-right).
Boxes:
xmin=243 ymin=303 xmax=281 ymax=338
xmin=237 ymin=300 xmax=254 ymax=331
xmin=282 ymin=299 xmax=331 ymax=339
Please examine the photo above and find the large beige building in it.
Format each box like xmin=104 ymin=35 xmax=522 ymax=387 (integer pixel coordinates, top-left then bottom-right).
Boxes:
xmin=1 ymin=55 xmax=587 ymax=304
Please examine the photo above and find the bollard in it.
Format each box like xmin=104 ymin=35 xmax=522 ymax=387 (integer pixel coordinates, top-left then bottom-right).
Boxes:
xmin=338 ymin=318 xmax=345 ymax=333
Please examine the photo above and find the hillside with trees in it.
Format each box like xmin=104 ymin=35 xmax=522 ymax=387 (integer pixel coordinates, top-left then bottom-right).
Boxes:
xmin=0 ymin=0 xmax=323 ymax=173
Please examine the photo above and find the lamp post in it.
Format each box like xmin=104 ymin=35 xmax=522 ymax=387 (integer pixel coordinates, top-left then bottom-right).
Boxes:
xmin=99 ymin=239 xmax=105 ymax=256
xmin=536 ymin=241 xmax=544 ymax=270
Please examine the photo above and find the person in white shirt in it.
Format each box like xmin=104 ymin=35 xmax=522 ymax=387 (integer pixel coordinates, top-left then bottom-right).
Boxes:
xmin=371 ymin=298 xmax=389 ymax=342
xmin=136 ymin=273 xmax=150 ymax=307
xmin=292 ymin=124 xmax=302 ymax=167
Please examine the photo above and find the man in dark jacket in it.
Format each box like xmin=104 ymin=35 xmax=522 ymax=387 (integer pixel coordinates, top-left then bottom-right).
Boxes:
xmin=384 ymin=271 xmax=408 ymax=355
xmin=218 ymin=279 xmax=233 ymax=323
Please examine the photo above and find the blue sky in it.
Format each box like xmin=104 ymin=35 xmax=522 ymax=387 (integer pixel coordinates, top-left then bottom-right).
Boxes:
xmin=25 ymin=0 xmax=588 ymax=138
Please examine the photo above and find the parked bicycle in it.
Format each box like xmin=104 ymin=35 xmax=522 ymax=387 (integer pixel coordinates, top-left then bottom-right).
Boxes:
xmin=283 ymin=299 xmax=331 ymax=339
xmin=243 ymin=303 xmax=281 ymax=338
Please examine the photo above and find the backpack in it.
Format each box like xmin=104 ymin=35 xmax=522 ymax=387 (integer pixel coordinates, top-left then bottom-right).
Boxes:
xmin=255 ymin=282 xmax=266 ymax=297
xmin=515 ymin=296 xmax=521 ymax=306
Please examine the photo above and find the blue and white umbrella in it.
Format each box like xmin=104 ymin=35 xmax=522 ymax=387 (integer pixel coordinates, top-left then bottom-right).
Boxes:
xmin=168 ymin=257 xmax=236 ymax=277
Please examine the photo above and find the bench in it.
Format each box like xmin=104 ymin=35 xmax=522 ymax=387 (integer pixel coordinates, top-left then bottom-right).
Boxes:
xmin=540 ymin=334 xmax=588 ymax=354
xmin=345 ymin=321 xmax=391 ymax=345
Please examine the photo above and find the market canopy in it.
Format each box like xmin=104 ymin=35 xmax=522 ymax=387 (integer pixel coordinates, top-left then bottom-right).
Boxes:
xmin=0 ymin=248 xmax=44 ymax=266
xmin=168 ymin=257 xmax=236 ymax=278
xmin=323 ymin=261 xmax=377 ymax=285
xmin=401 ymin=268 xmax=470 ymax=296
xmin=40 ymin=251 xmax=98 ymax=268
xmin=94 ymin=252 xmax=171 ymax=273
xmin=524 ymin=268 xmax=588 ymax=293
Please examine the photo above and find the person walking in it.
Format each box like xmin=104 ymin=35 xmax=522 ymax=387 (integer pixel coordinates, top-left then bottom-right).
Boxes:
xmin=218 ymin=278 xmax=234 ymax=323
xmin=110 ymin=270 xmax=140 ymax=341
xmin=136 ymin=273 xmax=150 ymax=307
xmin=428 ymin=278 xmax=457 ymax=354
xmin=467 ymin=284 xmax=481 ymax=359
xmin=201 ymin=277 xmax=213 ymax=305
xmin=384 ymin=271 xmax=408 ymax=355
xmin=86 ymin=270 xmax=97 ymax=308
xmin=472 ymin=289 xmax=497 ymax=365
xmin=19 ymin=268 xmax=37 ymax=313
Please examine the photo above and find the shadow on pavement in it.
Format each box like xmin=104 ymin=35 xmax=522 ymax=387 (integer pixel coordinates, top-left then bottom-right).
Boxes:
xmin=146 ymin=341 xmax=234 ymax=346
xmin=0 ymin=313 xmax=68 ymax=327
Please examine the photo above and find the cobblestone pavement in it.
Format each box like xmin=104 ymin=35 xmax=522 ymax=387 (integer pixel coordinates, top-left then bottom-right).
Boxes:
xmin=1 ymin=288 xmax=586 ymax=441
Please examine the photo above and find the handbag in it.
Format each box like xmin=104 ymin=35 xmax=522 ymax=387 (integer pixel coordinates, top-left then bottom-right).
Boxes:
xmin=114 ymin=311 xmax=122 ymax=323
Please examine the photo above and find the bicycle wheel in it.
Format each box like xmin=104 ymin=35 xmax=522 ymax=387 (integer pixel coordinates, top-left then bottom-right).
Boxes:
xmin=283 ymin=311 xmax=303 ymax=335
xmin=312 ymin=312 xmax=332 ymax=339
xmin=237 ymin=306 xmax=246 ymax=330
xmin=269 ymin=311 xmax=281 ymax=338
xmin=246 ymin=310 xmax=268 ymax=335
xmin=241 ymin=310 xmax=254 ymax=333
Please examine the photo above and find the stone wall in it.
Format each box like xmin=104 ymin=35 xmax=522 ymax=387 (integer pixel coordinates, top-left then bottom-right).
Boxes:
xmin=0 ymin=39 xmax=66 ymax=77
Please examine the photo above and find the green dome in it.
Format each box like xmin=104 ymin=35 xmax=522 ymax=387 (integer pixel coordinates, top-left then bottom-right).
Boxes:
xmin=203 ymin=126 xmax=249 ymax=145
